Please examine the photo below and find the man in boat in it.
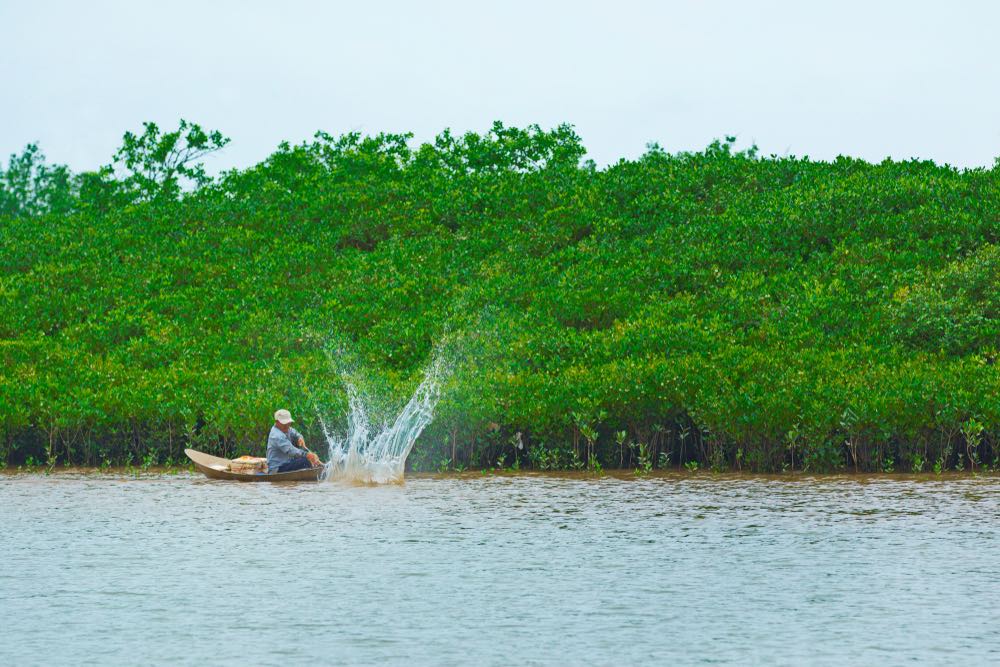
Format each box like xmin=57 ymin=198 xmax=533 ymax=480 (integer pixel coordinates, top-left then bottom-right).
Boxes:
xmin=267 ymin=409 xmax=322 ymax=473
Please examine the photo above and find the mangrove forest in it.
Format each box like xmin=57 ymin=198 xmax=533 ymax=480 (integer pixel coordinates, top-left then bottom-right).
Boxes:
xmin=1 ymin=121 xmax=998 ymax=473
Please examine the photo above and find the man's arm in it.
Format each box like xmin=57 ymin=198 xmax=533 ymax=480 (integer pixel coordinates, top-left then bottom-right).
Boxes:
xmin=288 ymin=427 xmax=307 ymax=450
xmin=270 ymin=431 xmax=306 ymax=457
xmin=288 ymin=427 xmax=321 ymax=466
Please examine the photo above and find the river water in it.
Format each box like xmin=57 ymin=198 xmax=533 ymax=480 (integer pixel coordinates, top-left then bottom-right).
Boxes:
xmin=2 ymin=472 xmax=1000 ymax=665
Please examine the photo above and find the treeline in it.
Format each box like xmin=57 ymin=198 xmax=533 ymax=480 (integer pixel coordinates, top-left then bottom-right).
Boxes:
xmin=1 ymin=121 xmax=998 ymax=473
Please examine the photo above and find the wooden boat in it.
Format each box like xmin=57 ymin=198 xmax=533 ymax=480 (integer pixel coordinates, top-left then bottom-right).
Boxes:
xmin=185 ymin=448 xmax=323 ymax=482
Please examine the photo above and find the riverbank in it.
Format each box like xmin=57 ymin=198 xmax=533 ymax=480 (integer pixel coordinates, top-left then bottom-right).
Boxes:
xmin=5 ymin=465 xmax=999 ymax=483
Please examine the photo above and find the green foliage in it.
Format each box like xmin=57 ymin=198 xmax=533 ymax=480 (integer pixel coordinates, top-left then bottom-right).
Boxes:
xmin=634 ymin=442 xmax=653 ymax=476
xmin=0 ymin=143 xmax=77 ymax=217
xmin=892 ymin=244 xmax=1000 ymax=355
xmin=961 ymin=416 xmax=985 ymax=469
xmin=1 ymin=121 xmax=999 ymax=471
xmin=110 ymin=119 xmax=230 ymax=203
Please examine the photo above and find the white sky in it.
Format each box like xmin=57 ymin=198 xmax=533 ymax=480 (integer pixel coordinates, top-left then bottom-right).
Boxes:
xmin=1 ymin=0 xmax=998 ymax=172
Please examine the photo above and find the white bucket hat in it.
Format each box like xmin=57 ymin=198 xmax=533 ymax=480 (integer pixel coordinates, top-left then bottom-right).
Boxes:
xmin=274 ymin=409 xmax=294 ymax=424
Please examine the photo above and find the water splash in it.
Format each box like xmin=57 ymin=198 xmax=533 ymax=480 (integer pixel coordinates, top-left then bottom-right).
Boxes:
xmin=318 ymin=358 xmax=445 ymax=484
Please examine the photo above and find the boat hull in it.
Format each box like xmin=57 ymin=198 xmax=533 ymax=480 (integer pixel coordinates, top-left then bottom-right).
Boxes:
xmin=185 ymin=448 xmax=322 ymax=482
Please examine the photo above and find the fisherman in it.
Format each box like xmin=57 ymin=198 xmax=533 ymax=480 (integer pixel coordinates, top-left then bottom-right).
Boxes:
xmin=267 ymin=409 xmax=322 ymax=473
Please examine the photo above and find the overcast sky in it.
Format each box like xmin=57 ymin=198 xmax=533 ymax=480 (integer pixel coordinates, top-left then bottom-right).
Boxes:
xmin=1 ymin=0 xmax=998 ymax=173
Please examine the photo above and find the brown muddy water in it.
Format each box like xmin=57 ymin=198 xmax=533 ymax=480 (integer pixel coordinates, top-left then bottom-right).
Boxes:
xmin=2 ymin=471 xmax=1000 ymax=665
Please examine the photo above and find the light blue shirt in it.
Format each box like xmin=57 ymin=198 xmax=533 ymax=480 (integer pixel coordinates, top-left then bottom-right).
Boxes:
xmin=267 ymin=425 xmax=306 ymax=473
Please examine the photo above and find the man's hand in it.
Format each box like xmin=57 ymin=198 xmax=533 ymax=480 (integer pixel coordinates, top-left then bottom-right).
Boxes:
xmin=306 ymin=452 xmax=321 ymax=467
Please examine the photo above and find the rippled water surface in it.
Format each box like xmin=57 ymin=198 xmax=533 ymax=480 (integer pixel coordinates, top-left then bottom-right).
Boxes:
xmin=3 ymin=472 xmax=1000 ymax=665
